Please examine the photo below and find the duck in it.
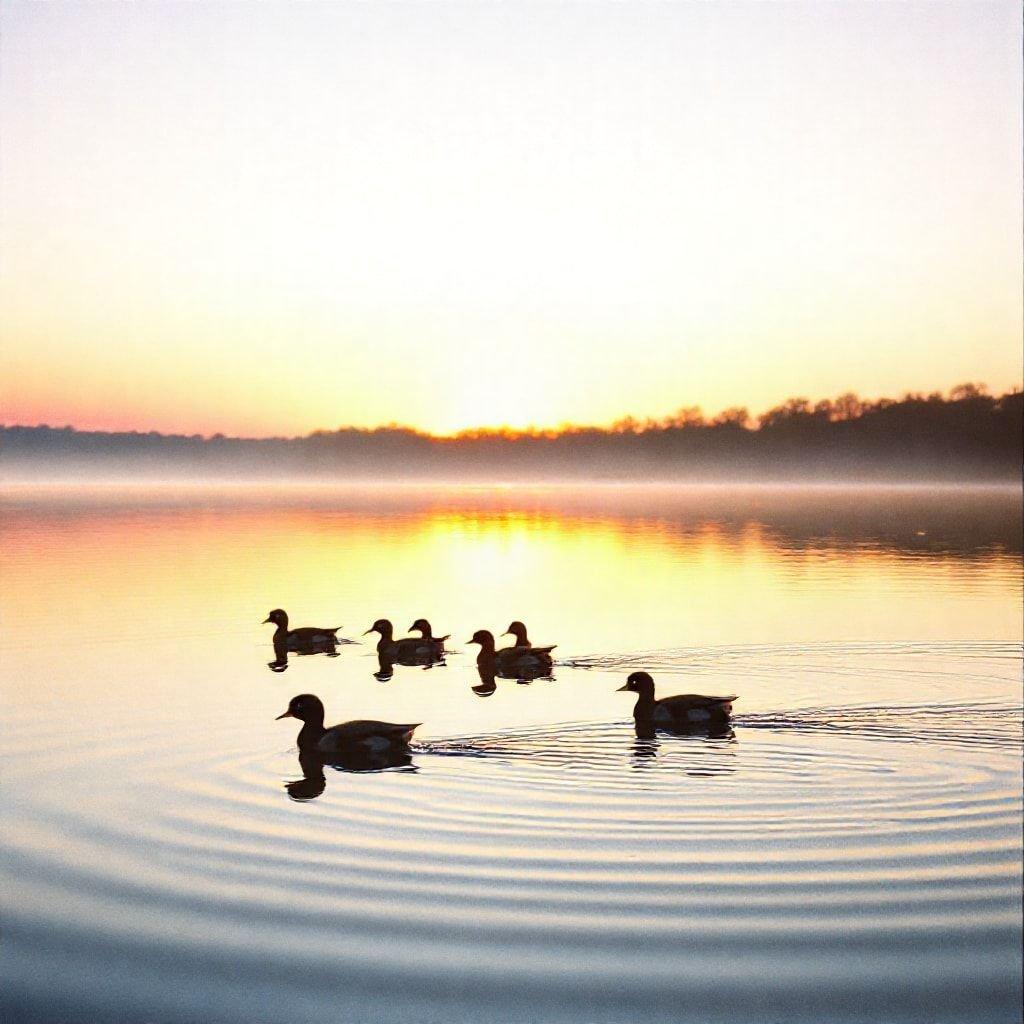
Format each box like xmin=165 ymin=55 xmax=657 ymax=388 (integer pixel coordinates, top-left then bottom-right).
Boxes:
xmin=263 ymin=609 xmax=340 ymax=648
xmin=502 ymin=620 xmax=556 ymax=652
xmin=468 ymin=629 xmax=555 ymax=676
xmin=409 ymin=618 xmax=450 ymax=650
xmin=364 ymin=619 xmax=443 ymax=663
xmin=617 ymin=671 xmax=737 ymax=725
xmin=275 ymin=694 xmax=419 ymax=756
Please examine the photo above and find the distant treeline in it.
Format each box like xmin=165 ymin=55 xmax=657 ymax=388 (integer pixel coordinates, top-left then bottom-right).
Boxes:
xmin=3 ymin=384 xmax=1021 ymax=482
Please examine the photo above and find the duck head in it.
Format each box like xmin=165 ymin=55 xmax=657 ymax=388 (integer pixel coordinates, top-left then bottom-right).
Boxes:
xmin=275 ymin=693 xmax=325 ymax=724
xmin=467 ymin=629 xmax=495 ymax=650
xmin=617 ymin=671 xmax=656 ymax=699
xmin=503 ymin=621 xmax=529 ymax=645
xmin=263 ymin=608 xmax=288 ymax=628
xmin=409 ymin=618 xmax=432 ymax=637
xmin=364 ymin=618 xmax=393 ymax=638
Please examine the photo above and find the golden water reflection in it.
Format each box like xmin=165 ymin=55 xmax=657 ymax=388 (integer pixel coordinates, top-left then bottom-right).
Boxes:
xmin=2 ymin=485 xmax=1018 ymax=661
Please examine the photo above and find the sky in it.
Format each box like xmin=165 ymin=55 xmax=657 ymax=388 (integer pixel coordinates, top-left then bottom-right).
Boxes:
xmin=1 ymin=1 xmax=1020 ymax=437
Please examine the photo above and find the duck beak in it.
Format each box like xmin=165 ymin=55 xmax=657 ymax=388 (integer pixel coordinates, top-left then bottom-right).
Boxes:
xmin=362 ymin=628 xmax=374 ymax=635
xmin=262 ymin=617 xmax=271 ymax=624
xmin=275 ymin=709 xmax=294 ymax=720
xmin=616 ymin=684 xmax=631 ymax=691
xmin=501 ymin=630 xmax=511 ymax=637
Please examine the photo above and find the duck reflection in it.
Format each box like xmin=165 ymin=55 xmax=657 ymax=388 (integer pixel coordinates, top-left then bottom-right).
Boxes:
xmin=267 ymin=633 xmax=341 ymax=672
xmin=629 ymin=723 xmax=661 ymax=765
xmin=284 ymin=748 xmax=416 ymax=801
xmin=372 ymin=647 xmax=445 ymax=683
xmin=469 ymin=658 xmax=552 ymax=696
xmin=285 ymin=750 xmax=327 ymax=800
xmin=472 ymin=663 xmax=497 ymax=696
xmin=629 ymin=719 xmax=736 ymax=773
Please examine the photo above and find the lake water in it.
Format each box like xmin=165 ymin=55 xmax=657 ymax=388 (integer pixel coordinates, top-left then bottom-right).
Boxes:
xmin=1 ymin=484 xmax=1021 ymax=1024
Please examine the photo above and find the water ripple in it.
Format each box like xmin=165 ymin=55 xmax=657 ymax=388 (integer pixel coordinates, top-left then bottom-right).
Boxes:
xmin=3 ymin=643 xmax=1021 ymax=1024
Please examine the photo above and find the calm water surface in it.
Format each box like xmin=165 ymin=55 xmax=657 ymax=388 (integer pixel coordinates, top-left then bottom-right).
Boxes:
xmin=1 ymin=484 xmax=1021 ymax=1023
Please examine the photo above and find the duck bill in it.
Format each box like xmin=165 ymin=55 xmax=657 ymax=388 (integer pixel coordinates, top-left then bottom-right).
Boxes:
xmin=362 ymin=628 xmax=374 ymax=635
xmin=261 ymin=617 xmax=271 ymax=624
xmin=616 ymin=684 xmax=631 ymax=691
xmin=275 ymin=710 xmax=295 ymax=720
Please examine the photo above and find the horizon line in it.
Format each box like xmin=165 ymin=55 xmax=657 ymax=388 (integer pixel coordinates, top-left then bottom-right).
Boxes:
xmin=4 ymin=382 xmax=1021 ymax=443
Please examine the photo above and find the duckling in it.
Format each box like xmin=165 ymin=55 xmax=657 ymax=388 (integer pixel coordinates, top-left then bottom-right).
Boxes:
xmin=263 ymin=609 xmax=340 ymax=648
xmin=364 ymin=619 xmax=443 ymax=664
xmin=502 ymin=621 xmax=557 ymax=652
xmin=409 ymin=618 xmax=450 ymax=650
xmin=468 ymin=629 xmax=555 ymax=676
xmin=275 ymin=694 xmax=419 ymax=755
xmin=617 ymin=671 xmax=737 ymax=725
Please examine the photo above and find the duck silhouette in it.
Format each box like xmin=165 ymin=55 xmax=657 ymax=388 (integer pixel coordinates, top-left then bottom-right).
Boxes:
xmin=409 ymin=618 xmax=450 ymax=652
xmin=618 ymin=672 xmax=736 ymax=729
xmin=364 ymin=619 xmax=445 ymax=667
xmin=467 ymin=629 xmax=555 ymax=680
xmin=501 ymin=621 xmax=556 ymax=652
xmin=263 ymin=609 xmax=341 ymax=649
xmin=275 ymin=693 xmax=419 ymax=756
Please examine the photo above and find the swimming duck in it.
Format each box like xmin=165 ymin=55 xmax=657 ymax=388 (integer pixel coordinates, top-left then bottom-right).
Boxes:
xmin=364 ymin=619 xmax=444 ymax=664
xmin=275 ymin=694 xmax=419 ymax=755
xmin=263 ymin=609 xmax=340 ymax=648
xmin=617 ymin=672 xmax=737 ymax=725
xmin=409 ymin=619 xmax=450 ymax=649
xmin=502 ymin=621 xmax=556 ymax=652
xmin=468 ymin=629 xmax=555 ymax=676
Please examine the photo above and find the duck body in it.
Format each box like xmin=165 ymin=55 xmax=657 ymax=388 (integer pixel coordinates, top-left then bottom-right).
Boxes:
xmin=618 ymin=672 xmax=736 ymax=726
xmin=497 ymin=645 xmax=556 ymax=674
xmin=264 ymin=609 xmax=340 ymax=648
xmin=276 ymin=694 xmax=419 ymax=756
xmin=316 ymin=719 xmax=420 ymax=755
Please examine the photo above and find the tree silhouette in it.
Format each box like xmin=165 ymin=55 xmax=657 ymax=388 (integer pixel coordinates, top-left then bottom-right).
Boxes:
xmin=2 ymin=385 xmax=1020 ymax=482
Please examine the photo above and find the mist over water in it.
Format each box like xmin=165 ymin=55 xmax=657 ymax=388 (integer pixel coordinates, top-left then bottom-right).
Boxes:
xmin=1 ymin=483 xmax=1020 ymax=1023
xmin=3 ymin=388 xmax=1021 ymax=483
